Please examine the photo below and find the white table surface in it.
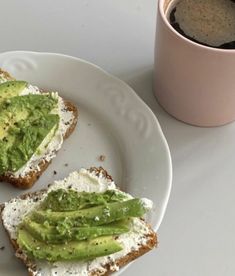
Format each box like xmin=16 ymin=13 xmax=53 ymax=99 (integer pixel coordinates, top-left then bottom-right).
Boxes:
xmin=1 ymin=1 xmax=234 ymax=275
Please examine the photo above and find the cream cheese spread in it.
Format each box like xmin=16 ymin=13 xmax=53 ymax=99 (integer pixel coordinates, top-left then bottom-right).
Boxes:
xmin=2 ymin=169 xmax=153 ymax=276
xmin=0 ymin=73 xmax=10 ymax=83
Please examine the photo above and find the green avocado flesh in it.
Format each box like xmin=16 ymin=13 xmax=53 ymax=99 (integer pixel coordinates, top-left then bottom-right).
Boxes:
xmin=17 ymin=189 xmax=149 ymax=262
xmin=23 ymin=218 xmax=129 ymax=242
xmin=32 ymin=198 xmax=147 ymax=227
xmin=18 ymin=229 xmax=122 ymax=262
xmin=0 ymin=81 xmax=59 ymax=174
xmin=41 ymin=189 xmax=129 ymax=211
xmin=0 ymin=81 xmax=28 ymax=105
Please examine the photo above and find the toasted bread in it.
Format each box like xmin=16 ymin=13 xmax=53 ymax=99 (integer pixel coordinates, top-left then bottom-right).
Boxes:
xmin=0 ymin=69 xmax=78 ymax=189
xmin=0 ymin=167 xmax=157 ymax=276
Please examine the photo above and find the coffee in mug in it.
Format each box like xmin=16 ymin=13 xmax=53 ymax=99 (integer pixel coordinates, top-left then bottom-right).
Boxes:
xmin=168 ymin=0 xmax=235 ymax=49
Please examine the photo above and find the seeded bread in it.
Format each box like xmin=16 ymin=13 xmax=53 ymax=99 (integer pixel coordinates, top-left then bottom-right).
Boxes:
xmin=0 ymin=167 xmax=157 ymax=276
xmin=0 ymin=69 xmax=78 ymax=189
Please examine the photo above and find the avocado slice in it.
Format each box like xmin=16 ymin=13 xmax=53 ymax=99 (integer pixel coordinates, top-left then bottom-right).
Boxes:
xmin=0 ymin=94 xmax=59 ymax=173
xmin=0 ymin=98 xmax=28 ymax=140
xmin=0 ymin=81 xmax=28 ymax=105
xmin=0 ymin=93 xmax=58 ymax=140
xmin=41 ymin=189 xmax=130 ymax=211
xmin=22 ymin=218 xmax=129 ymax=243
xmin=32 ymin=198 xmax=147 ymax=227
xmin=17 ymin=229 xmax=123 ymax=262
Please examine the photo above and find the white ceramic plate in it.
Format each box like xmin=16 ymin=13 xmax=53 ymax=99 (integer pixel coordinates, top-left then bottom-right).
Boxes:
xmin=0 ymin=51 xmax=172 ymax=276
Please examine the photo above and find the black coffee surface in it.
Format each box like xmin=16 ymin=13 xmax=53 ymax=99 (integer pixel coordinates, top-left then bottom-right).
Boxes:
xmin=169 ymin=0 xmax=235 ymax=49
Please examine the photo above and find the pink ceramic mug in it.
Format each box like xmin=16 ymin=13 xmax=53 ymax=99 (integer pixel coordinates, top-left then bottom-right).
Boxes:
xmin=154 ymin=0 xmax=235 ymax=127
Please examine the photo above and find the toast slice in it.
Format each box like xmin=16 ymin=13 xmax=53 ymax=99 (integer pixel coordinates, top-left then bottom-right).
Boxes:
xmin=0 ymin=69 xmax=78 ymax=189
xmin=0 ymin=167 xmax=157 ymax=276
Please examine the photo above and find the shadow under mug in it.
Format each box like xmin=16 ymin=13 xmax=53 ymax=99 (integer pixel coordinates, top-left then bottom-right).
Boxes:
xmin=154 ymin=0 xmax=235 ymax=127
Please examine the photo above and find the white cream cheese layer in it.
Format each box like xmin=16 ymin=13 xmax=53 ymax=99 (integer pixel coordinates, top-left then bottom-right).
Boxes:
xmin=2 ymin=169 xmax=153 ymax=276
xmin=0 ymin=73 xmax=10 ymax=83
xmin=3 ymin=83 xmax=74 ymax=177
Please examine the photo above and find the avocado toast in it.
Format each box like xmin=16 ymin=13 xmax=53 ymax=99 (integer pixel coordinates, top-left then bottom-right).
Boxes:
xmin=0 ymin=69 xmax=78 ymax=189
xmin=0 ymin=167 xmax=157 ymax=275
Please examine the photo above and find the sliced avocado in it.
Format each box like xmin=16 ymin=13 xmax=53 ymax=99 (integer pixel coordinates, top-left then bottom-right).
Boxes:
xmin=0 ymin=93 xmax=58 ymax=140
xmin=17 ymin=229 xmax=122 ymax=262
xmin=0 ymin=81 xmax=28 ymax=105
xmin=0 ymin=101 xmax=28 ymax=140
xmin=32 ymin=198 xmax=147 ymax=227
xmin=41 ymin=189 xmax=130 ymax=211
xmin=0 ymin=94 xmax=59 ymax=173
xmin=22 ymin=218 xmax=129 ymax=243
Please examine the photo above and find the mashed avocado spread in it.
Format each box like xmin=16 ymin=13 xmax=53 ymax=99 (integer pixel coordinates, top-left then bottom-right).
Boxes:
xmin=0 ymin=80 xmax=59 ymax=174
xmin=17 ymin=189 xmax=149 ymax=262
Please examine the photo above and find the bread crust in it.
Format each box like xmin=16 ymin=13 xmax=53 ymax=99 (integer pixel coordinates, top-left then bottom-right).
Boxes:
xmin=0 ymin=69 xmax=78 ymax=189
xmin=89 ymin=226 xmax=157 ymax=276
xmin=0 ymin=167 xmax=157 ymax=276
